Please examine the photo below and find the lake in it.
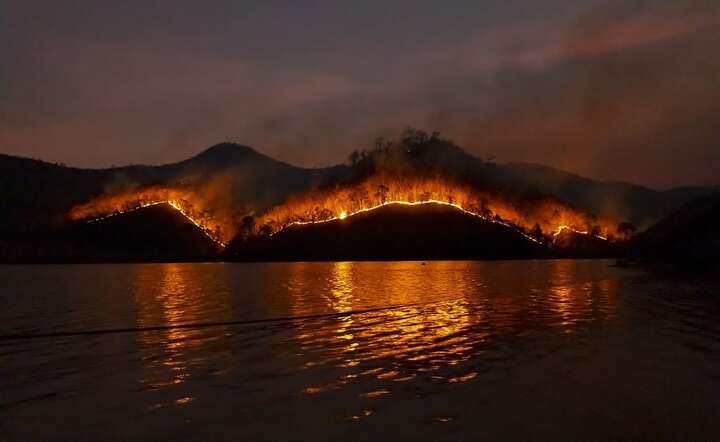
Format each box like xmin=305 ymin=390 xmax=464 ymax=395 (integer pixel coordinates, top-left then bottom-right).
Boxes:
xmin=1 ymin=260 xmax=719 ymax=440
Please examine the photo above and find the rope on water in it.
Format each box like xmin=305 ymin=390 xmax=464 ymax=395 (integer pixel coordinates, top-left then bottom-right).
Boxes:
xmin=0 ymin=298 xmax=463 ymax=341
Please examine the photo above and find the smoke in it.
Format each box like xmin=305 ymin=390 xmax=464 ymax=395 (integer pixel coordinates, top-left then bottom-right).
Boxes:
xmin=246 ymin=0 xmax=720 ymax=188
xmin=457 ymin=0 xmax=720 ymax=189
xmin=2 ymin=0 xmax=718 ymax=188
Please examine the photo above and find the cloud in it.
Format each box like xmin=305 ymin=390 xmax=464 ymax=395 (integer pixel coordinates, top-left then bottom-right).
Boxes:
xmin=239 ymin=0 xmax=720 ymax=188
xmin=1 ymin=0 xmax=718 ymax=188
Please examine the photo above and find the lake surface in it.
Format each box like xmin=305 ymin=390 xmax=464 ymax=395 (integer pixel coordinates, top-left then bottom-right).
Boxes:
xmin=1 ymin=260 xmax=719 ymax=441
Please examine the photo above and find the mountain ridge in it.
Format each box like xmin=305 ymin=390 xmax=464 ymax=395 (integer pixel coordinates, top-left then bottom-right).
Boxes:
xmin=630 ymin=191 xmax=720 ymax=261
xmin=229 ymin=202 xmax=549 ymax=261
xmin=2 ymin=144 xmax=714 ymax=194
xmin=1 ymin=140 xmax=717 ymax=246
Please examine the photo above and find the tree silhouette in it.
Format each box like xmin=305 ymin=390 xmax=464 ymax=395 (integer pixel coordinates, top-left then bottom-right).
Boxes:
xmin=258 ymin=224 xmax=273 ymax=236
xmin=241 ymin=216 xmax=254 ymax=229
xmin=530 ymin=223 xmax=543 ymax=240
xmin=480 ymin=199 xmax=492 ymax=219
xmin=376 ymin=184 xmax=389 ymax=203
xmin=617 ymin=222 xmax=638 ymax=238
xmin=348 ymin=150 xmax=360 ymax=166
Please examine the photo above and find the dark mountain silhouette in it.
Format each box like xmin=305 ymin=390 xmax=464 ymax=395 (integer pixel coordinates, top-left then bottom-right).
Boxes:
xmin=1 ymin=133 xmax=717 ymax=262
xmin=339 ymin=131 xmax=718 ymax=229
xmin=229 ymin=203 xmax=549 ymax=261
xmin=497 ymin=162 xmax=718 ymax=229
xmin=0 ymin=143 xmax=334 ymax=239
xmin=0 ymin=203 xmax=221 ymax=263
xmin=552 ymin=229 xmax=618 ymax=258
xmin=630 ymin=192 xmax=720 ymax=261
xmin=2 ymin=140 xmax=714 ymax=239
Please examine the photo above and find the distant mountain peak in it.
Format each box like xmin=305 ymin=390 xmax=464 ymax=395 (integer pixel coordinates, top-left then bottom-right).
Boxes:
xmin=174 ymin=142 xmax=301 ymax=173
xmin=193 ymin=142 xmax=262 ymax=160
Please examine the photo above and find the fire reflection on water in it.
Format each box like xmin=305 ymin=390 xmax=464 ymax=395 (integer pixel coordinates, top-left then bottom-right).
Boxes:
xmin=124 ymin=261 xmax=619 ymax=412
xmin=328 ymin=262 xmax=355 ymax=353
xmin=5 ymin=262 xmax=717 ymax=439
xmin=132 ymin=263 xmax=231 ymax=406
xmin=548 ymin=260 xmax=619 ymax=332
xmin=328 ymin=261 xmax=354 ymax=314
xmin=289 ymin=262 xmax=479 ymax=394
xmin=286 ymin=261 xmax=619 ymax=398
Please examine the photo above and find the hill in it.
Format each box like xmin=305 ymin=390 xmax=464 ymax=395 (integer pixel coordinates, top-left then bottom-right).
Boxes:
xmin=552 ymin=229 xmax=618 ymax=258
xmin=2 ymin=140 xmax=715 ymax=240
xmin=631 ymin=192 xmax=720 ymax=261
xmin=496 ymin=163 xmax=718 ymax=229
xmin=228 ymin=203 xmax=549 ymax=261
xmin=0 ymin=143 xmax=334 ymax=240
xmin=0 ymin=203 xmax=222 ymax=263
xmin=1 ymin=134 xmax=717 ymax=262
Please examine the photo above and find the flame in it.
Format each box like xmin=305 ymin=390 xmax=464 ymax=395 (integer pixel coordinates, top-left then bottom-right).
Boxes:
xmin=68 ymin=174 xmax=627 ymax=250
xmin=69 ymin=186 xmax=233 ymax=246
xmin=274 ymin=199 xmax=545 ymax=244
xmin=552 ymin=225 xmax=608 ymax=241
xmin=256 ymin=175 xmax=624 ymax=243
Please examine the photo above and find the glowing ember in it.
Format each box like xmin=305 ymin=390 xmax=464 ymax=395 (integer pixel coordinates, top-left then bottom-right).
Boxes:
xmin=255 ymin=175 xmax=625 ymax=243
xmin=69 ymin=186 xmax=234 ymax=246
xmin=91 ymin=200 xmax=226 ymax=247
xmin=552 ymin=225 xmax=608 ymax=241
xmin=272 ymin=200 xmax=545 ymax=244
xmin=69 ymin=174 xmax=630 ymax=249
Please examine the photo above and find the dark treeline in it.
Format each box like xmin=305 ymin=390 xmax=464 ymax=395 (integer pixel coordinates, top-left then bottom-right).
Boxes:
xmin=1 ymin=130 xmax=718 ymax=263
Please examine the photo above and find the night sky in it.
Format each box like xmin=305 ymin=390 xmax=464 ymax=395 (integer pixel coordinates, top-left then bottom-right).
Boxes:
xmin=2 ymin=0 xmax=719 ymax=188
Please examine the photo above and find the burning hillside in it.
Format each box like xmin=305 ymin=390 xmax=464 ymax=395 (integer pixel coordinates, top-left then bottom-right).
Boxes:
xmin=68 ymin=186 xmax=237 ymax=246
xmin=67 ymin=131 xmax=637 ymax=256
xmin=68 ymin=173 xmax=626 ymax=251
xmin=252 ymin=174 xmax=624 ymax=244
xmin=232 ymin=201 xmax=549 ymax=261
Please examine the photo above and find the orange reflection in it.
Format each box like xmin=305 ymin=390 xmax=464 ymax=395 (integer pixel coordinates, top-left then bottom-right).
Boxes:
xmin=288 ymin=262 xmax=477 ymax=395
xmin=285 ymin=260 xmax=621 ymax=398
xmin=548 ymin=260 xmax=620 ymax=332
xmin=132 ymin=263 xmax=231 ymax=405
xmin=327 ymin=261 xmax=354 ymax=314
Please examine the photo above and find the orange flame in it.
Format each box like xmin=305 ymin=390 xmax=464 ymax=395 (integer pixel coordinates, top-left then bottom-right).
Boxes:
xmin=256 ymin=175 xmax=623 ymax=242
xmin=69 ymin=175 xmax=628 ymax=248
xmin=68 ymin=186 xmax=235 ymax=246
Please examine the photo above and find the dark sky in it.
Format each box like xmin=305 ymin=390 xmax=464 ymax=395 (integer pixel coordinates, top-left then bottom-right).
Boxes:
xmin=2 ymin=0 xmax=719 ymax=188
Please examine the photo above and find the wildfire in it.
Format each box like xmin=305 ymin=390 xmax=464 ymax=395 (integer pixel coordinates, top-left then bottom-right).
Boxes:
xmin=552 ymin=225 xmax=608 ymax=241
xmin=68 ymin=174 xmax=628 ymax=250
xmin=273 ymin=199 xmax=546 ymax=244
xmin=256 ymin=175 xmax=625 ymax=244
xmin=90 ymin=200 xmax=226 ymax=247
xmin=69 ymin=186 xmax=235 ymax=246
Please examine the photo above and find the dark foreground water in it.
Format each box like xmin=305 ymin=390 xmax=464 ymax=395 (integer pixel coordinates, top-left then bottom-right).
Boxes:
xmin=1 ymin=260 xmax=719 ymax=441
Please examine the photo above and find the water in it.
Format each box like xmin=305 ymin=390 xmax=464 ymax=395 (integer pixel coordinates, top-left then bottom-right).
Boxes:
xmin=1 ymin=260 xmax=719 ymax=441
